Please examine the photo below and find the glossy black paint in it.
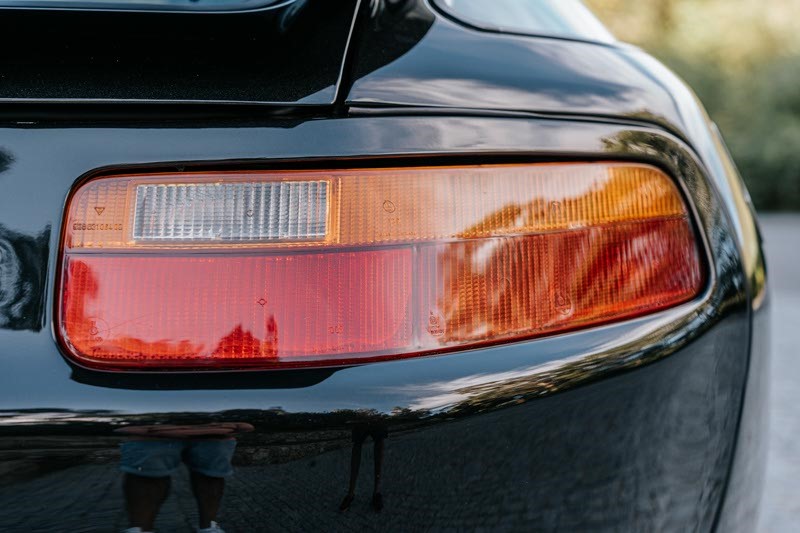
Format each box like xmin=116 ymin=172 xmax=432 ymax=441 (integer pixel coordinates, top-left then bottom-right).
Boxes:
xmin=349 ymin=1 xmax=683 ymax=134
xmin=347 ymin=10 xmax=770 ymax=528
xmin=0 ymin=0 xmax=294 ymax=12
xmin=0 ymin=0 xmax=358 ymax=103
xmin=0 ymin=1 xmax=769 ymax=531
xmin=0 ymin=116 xmax=759 ymax=531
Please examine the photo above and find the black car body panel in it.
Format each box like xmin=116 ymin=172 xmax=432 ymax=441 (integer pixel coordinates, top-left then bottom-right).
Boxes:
xmin=0 ymin=0 xmax=296 ymax=13
xmin=349 ymin=1 xmax=682 ymax=127
xmin=0 ymin=0 xmax=359 ymax=104
xmin=0 ymin=1 xmax=768 ymax=531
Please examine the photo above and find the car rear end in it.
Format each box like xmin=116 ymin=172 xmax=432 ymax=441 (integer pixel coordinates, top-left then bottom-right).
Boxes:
xmin=0 ymin=1 xmax=768 ymax=531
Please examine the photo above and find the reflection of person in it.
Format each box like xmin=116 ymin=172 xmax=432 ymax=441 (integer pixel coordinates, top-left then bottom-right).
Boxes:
xmin=115 ymin=422 xmax=254 ymax=533
xmin=340 ymin=423 xmax=388 ymax=512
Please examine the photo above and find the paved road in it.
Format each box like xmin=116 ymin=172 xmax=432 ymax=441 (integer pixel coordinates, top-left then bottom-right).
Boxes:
xmin=757 ymin=214 xmax=800 ymax=533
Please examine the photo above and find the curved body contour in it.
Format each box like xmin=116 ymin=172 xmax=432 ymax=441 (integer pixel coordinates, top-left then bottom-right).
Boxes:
xmin=0 ymin=1 xmax=768 ymax=531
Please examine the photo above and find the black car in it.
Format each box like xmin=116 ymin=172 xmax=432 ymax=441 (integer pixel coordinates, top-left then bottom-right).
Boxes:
xmin=0 ymin=1 xmax=768 ymax=532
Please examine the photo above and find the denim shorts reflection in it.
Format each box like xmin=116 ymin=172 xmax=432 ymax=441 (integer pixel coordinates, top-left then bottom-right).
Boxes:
xmin=121 ymin=440 xmax=236 ymax=479
xmin=116 ymin=422 xmax=253 ymax=533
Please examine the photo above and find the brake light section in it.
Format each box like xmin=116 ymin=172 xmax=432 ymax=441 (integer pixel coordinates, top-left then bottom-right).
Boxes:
xmin=58 ymin=164 xmax=705 ymax=370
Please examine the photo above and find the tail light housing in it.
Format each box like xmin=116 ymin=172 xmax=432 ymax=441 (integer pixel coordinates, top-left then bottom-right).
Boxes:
xmin=57 ymin=163 xmax=705 ymax=370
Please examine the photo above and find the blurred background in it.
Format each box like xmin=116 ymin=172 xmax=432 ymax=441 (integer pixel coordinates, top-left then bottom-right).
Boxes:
xmin=586 ymin=2 xmax=799 ymax=531
xmin=588 ymin=0 xmax=800 ymax=211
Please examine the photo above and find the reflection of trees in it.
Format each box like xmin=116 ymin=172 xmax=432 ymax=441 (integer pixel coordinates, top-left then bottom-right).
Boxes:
xmin=211 ymin=319 xmax=278 ymax=359
xmin=62 ymin=260 xmax=98 ymax=346
xmin=0 ymin=146 xmax=13 ymax=174
xmin=432 ymin=173 xmax=693 ymax=345
xmin=602 ymin=127 xmax=683 ymax=168
xmin=602 ymin=129 xmax=746 ymax=314
xmin=64 ymin=260 xmax=278 ymax=361
xmin=354 ymin=0 xmax=434 ymax=77
xmin=0 ymin=223 xmax=48 ymax=331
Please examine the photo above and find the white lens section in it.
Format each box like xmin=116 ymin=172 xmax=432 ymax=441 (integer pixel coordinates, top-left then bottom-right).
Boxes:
xmin=132 ymin=181 xmax=328 ymax=242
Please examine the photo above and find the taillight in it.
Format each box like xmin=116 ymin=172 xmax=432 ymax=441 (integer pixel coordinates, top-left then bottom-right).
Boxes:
xmin=57 ymin=163 xmax=705 ymax=370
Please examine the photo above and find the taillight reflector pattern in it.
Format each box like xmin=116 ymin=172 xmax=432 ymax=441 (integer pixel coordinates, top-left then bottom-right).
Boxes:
xmin=58 ymin=164 xmax=705 ymax=370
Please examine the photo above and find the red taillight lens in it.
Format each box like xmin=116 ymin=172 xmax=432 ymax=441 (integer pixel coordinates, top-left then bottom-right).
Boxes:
xmin=57 ymin=164 xmax=705 ymax=370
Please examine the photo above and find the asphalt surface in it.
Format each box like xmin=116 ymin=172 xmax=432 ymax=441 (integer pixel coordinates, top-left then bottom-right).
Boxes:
xmin=756 ymin=214 xmax=800 ymax=533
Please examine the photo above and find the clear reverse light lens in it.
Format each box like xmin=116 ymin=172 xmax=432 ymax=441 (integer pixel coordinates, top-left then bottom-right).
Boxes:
xmin=132 ymin=181 xmax=328 ymax=242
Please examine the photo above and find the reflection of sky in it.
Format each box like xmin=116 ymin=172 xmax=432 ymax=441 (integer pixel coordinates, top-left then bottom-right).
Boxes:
xmin=440 ymin=0 xmax=614 ymax=43
xmin=384 ymin=301 xmax=699 ymax=413
xmin=389 ymin=358 xmax=582 ymax=414
xmin=0 ymin=411 xmax=124 ymax=425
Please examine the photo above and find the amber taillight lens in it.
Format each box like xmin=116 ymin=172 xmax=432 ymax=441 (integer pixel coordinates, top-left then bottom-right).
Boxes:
xmin=57 ymin=163 xmax=705 ymax=370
